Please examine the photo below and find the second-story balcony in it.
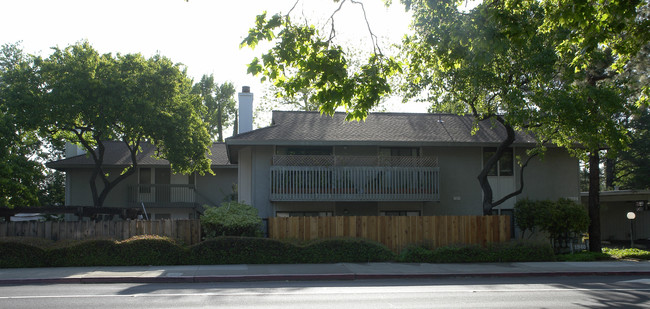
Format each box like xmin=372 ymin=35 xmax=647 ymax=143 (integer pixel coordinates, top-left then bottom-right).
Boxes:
xmin=127 ymin=184 xmax=198 ymax=208
xmin=270 ymin=155 xmax=440 ymax=202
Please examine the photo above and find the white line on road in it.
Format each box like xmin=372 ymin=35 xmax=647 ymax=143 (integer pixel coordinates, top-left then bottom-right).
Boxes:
xmin=3 ymin=287 xmax=650 ymax=300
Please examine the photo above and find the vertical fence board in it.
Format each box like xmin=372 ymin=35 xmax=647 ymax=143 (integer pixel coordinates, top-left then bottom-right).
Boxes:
xmin=1 ymin=216 xmax=509 ymax=251
xmin=266 ymin=215 xmax=511 ymax=252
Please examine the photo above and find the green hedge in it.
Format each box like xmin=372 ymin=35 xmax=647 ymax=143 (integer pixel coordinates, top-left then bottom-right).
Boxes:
xmin=399 ymin=241 xmax=554 ymax=263
xmin=116 ymin=235 xmax=185 ymax=266
xmin=2 ymin=236 xmax=562 ymax=268
xmin=0 ymin=242 xmax=47 ymax=268
xmin=303 ymin=238 xmax=395 ymax=263
xmin=48 ymin=240 xmax=119 ymax=267
xmin=190 ymin=237 xmax=299 ymax=264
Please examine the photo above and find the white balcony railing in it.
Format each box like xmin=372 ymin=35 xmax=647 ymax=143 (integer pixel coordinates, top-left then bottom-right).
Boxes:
xmin=270 ymin=165 xmax=440 ymax=202
xmin=128 ymin=184 xmax=197 ymax=208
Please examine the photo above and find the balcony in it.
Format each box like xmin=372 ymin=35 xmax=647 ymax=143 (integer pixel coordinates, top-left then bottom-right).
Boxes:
xmin=127 ymin=184 xmax=198 ymax=208
xmin=270 ymin=155 xmax=440 ymax=202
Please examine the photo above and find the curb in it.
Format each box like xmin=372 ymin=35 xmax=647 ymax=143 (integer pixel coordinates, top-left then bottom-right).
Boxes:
xmin=3 ymin=271 xmax=650 ymax=285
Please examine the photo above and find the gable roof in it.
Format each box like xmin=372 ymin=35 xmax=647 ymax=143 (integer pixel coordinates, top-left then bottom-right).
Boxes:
xmin=47 ymin=141 xmax=234 ymax=170
xmin=230 ymin=111 xmax=538 ymax=144
xmin=225 ymin=111 xmax=539 ymax=163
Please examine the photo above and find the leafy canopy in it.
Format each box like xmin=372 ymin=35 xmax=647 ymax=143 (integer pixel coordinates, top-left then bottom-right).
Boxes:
xmin=4 ymin=41 xmax=213 ymax=207
xmin=241 ymin=10 xmax=401 ymax=121
xmin=0 ymin=43 xmax=45 ymax=208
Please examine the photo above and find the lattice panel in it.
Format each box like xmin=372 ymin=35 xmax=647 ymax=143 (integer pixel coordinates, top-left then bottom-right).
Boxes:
xmin=273 ymin=155 xmax=438 ymax=167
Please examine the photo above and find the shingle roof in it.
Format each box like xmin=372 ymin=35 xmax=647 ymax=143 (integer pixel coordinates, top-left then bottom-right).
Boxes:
xmin=47 ymin=141 xmax=233 ymax=170
xmin=227 ymin=111 xmax=537 ymax=146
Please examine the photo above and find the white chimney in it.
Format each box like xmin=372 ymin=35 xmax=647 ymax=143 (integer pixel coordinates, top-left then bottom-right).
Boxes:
xmin=64 ymin=142 xmax=86 ymax=158
xmin=238 ymin=86 xmax=254 ymax=134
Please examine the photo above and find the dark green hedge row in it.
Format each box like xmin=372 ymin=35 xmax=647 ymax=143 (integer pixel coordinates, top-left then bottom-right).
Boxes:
xmin=0 ymin=236 xmax=395 ymax=268
xmin=1 ymin=236 xmax=558 ymax=268
xmin=399 ymin=241 xmax=555 ymax=263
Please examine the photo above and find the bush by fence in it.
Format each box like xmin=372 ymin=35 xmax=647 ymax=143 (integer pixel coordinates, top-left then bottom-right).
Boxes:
xmin=0 ymin=235 xmax=565 ymax=268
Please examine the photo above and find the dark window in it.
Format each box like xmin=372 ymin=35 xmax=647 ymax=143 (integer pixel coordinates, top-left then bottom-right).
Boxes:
xmin=139 ymin=168 xmax=151 ymax=193
xmin=483 ymin=147 xmax=514 ymax=176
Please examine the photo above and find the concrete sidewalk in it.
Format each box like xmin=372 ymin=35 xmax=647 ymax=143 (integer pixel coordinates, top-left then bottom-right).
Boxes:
xmin=2 ymin=261 xmax=650 ymax=284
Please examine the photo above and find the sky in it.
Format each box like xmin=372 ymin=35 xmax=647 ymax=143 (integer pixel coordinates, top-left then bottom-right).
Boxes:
xmin=1 ymin=0 xmax=429 ymax=129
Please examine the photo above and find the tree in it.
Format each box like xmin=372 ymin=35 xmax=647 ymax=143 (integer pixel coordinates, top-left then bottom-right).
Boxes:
xmin=192 ymin=75 xmax=237 ymax=142
xmin=4 ymin=41 xmax=212 ymax=208
xmin=0 ymin=43 xmax=44 ymax=208
xmin=612 ymin=106 xmax=650 ymax=189
xmin=243 ymin=0 xmax=648 ymax=251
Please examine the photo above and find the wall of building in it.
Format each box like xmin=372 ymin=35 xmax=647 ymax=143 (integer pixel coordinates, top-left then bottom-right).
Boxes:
xmin=425 ymin=146 xmax=484 ymax=215
xmin=66 ymin=168 xmax=136 ymax=207
xmin=241 ymin=144 xmax=579 ymax=218
xmin=196 ymin=167 xmax=237 ymax=207
xmin=518 ymin=147 xmax=580 ymax=202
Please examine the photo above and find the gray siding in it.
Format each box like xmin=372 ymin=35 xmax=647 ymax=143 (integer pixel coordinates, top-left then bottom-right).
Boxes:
xmin=196 ymin=167 xmax=238 ymax=207
xmin=518 ymin=148 xmax=580 ymax=201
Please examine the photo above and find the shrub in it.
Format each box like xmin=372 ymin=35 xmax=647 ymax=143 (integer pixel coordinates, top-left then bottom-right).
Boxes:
xmin=514 ymin=198 xmax=548 ymax=238
xmin=47 ymin=239 xmax=119 ymax=267
xmin=0 ymin=242 xmax=47 ymax=268
xmin=556 ymin=251 xmax=611 ymax=261
xmin=429 ymin=245 xmax=489 ymax=263
xmin=398 ymin=241 xmax=554 ymax=263
xmin=399 ymin=245 xmax=435 ymax=263
xmin=487 ymin=241 xmax=555 ymax=262
xmin=189 ymin=237 xmax=299 ymax=264
xmin=201 ymin=202 xmax=262 ymax=238
xmin=116 ymin=235 xmax=185 ymax=266
xmin=302 ymin=238 xmax=395 ymax=263
xmin=540 ymin=198 xmax=590 ymax=240
xmin=603 ymin=247 xmax=650 ymax=260
xmin=514 ymin=198 xmax=589 ymax=252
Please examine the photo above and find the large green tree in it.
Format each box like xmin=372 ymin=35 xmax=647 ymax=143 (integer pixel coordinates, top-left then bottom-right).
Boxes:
xmin=192 ymin=75 xmax=237 ymax=142
xmin=4 ymin=41 xmax=212 ymax=208
xmin=0 ymin=43 xmax=44 ymax=208
xmin=243 ymin=0 xmax=648 ymax=251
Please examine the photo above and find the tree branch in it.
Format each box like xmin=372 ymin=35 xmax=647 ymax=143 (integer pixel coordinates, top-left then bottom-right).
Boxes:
xmin=493 ymin=152 xmax=540 ymax=207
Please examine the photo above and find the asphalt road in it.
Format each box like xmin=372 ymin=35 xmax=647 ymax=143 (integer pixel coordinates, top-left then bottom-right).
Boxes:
xmin=1 ymin=276 xmax=650 ymax=308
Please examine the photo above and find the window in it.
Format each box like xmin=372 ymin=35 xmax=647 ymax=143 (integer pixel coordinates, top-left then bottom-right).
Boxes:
xmin=483 ymin=147 xmax=514 ymax=176
xmin=139 ymin=168 xmax=151 ymax=193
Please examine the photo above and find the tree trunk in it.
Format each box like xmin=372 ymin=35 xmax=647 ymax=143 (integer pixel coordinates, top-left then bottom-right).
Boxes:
xmin=217 ymin=104 xmax=224 ymax=142
xmin=588 ymin=151 xmax=602 ymax=252
xmin=232 ymin=110 xmax=238 ymax=136
xmin=478 ymin=116 xmax=516 ymax=215
xmin=605 ymin=156 xmax=615 ymax=190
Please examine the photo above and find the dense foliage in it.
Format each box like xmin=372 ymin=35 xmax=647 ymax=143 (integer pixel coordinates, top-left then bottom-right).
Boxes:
xmin=200 ymin=202 xmax=263 ymax=237
xmin=191 ymin=74 xmax=237 ymax=142
xmin=2 ymin=41 xmax=212 ymax=208
xmin=514 ymin=198 xmax=590 ymax=245
xmin=243 ymin=0 xmax=649 ymax=252
xmin=0 ymin=43 xmax=45 ymax=208
xmin=399 ymin=241 xmax=555 ymax=263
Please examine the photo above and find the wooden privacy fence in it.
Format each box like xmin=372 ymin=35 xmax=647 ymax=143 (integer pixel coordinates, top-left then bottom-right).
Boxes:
xmin=0 ymin=220 xmax=201 ymax=245
xmin=268 ymin=216 xmax=511 ymax=252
